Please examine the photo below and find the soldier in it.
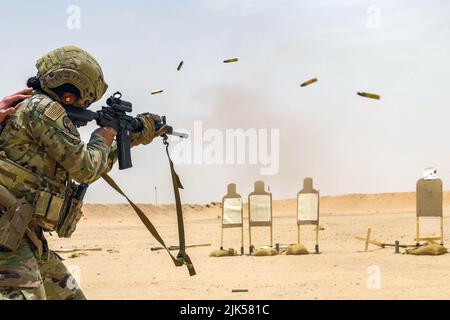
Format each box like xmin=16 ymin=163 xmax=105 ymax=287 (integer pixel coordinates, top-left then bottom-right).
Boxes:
xmin=0 ymin=88 xmax=32 ymax=122
xmin=0 ymin=46 xmax=164 ymax=300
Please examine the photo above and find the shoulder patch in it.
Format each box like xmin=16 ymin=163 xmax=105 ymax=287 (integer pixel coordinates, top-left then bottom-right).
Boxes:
xmin=43 ymin=102 xmax=65 ymax=121
xmin=62 ymin=116 xmax=80 ymax=137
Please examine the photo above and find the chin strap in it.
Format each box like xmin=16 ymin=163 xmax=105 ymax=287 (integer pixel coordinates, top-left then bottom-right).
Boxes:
xmin=101 ymin=136 xmax=196 ymax=276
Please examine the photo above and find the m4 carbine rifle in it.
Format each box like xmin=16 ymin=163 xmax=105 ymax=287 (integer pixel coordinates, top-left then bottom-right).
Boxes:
xmin=63 ymin=91 xmax=187 ymax=170
xmin=63 ymin=91 xmax=196 ymax=276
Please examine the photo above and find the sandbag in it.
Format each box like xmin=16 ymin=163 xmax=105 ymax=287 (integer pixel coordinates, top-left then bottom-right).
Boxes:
xmin=210 ymin=248 xmax=237 ymax=257
xmin=285 ymin=243 xmax=309 ymax=255
xmin=251 ymin=247 xmax=278 ymax=256
xmin=405 ymin=242 xmax=447 ymax=256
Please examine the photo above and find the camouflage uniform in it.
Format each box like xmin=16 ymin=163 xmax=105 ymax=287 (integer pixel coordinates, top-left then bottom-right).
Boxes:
xmin=0 ymin=238 xmax=85 ymax=300
xmin=0 ymin=46 xmax=157 ymax=300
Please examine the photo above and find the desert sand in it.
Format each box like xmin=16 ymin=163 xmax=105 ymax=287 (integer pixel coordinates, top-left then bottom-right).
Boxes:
xmin=48 ymin=191 xmax=450 ymax=300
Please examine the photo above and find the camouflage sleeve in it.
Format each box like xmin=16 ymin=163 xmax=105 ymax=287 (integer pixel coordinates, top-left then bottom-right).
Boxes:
xmin=26 ymin=97 xmax=114 ymax=184
xmin=104 ymin=142 xmax=118 ymax=173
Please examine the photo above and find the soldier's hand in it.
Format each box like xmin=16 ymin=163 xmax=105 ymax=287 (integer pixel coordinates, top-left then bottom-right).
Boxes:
xmin=0 ymin=88 xmax=32 ymax=123
xmin=137 ymin=113 xmax=170 ymax=136
xmin=94 ymin=127 xmax=117 ymax=146
xmin=130 ymin=113 xmax=164 ymax=147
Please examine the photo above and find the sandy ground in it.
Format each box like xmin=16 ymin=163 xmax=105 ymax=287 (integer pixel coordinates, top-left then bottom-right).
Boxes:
xmin=47 ymin=192 xmax=450 ymax=300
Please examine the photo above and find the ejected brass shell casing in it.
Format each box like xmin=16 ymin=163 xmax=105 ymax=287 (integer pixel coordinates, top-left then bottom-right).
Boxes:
xmin=300 ymin=78 xmax=318 ymax=87
xmin=357 ymin=92 xmax=380 ymax=100
xmin=151 ymin=90 xmax=164 ymax=95
xmin=223 ymin=58 xmax=238 ymax=63
xmin=177 ymin=61 xmax=184 ymax=71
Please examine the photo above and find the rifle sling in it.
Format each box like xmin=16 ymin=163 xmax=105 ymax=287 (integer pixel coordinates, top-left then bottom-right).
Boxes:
xmin=100 ymin=141 xmax=196 ymax=276
xmin=163 ymin=137 xmax=196 ymax=276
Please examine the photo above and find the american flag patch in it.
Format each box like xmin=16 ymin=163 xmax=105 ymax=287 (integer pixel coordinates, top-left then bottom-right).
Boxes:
xmin=43 ymin=102 xmax=65 ymax=121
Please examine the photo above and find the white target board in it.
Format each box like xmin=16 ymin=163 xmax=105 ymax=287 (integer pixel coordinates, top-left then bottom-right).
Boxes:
xmin=249 ymin=195 xmax=272 ymax=223
xmin=419 ymin=217 xmax=441 ymax=238
xmin=297 ymin=193 xmax=319 ymax=223
xmin=223 ymin=198 xmax=243 ymax=225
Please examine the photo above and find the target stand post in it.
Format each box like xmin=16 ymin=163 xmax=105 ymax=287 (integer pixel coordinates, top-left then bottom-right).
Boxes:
xmin=248 ymin=181 xmax=273 ymax=254
xmin=416 ymin=177 xmax=444 ymax=246
xmin=220 ymin=183 xmax=244 ymax=255
xmin=297 ymin=178 xmax=321 ymax=254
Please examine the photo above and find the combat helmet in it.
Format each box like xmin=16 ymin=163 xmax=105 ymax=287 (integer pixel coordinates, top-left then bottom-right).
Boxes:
xmin=35 ymin=45 xmax=108 ymax=108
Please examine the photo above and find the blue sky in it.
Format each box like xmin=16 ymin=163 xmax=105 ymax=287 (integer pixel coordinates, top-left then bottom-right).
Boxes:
xmin=1 ymin=1 xmax=450 ymax=203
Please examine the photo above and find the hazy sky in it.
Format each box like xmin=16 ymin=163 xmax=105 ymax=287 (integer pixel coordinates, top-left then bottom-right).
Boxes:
xmin=1 ymin=0 xmax=450 ymax=204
